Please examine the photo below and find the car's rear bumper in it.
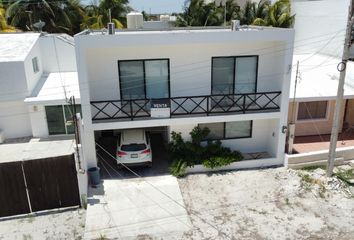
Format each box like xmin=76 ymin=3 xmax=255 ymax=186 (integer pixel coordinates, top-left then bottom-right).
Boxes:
xmin=117 ymin=160 xmax=152 ymax=167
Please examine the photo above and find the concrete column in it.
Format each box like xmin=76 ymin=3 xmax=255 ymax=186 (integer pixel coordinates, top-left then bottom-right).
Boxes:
xmin=74 ymin=37 xmax=97 ymax=168
xmin=287 ymin=123 xmax=296 ymax=154
xmin=277 ymin=34 xmax=295 ymax=165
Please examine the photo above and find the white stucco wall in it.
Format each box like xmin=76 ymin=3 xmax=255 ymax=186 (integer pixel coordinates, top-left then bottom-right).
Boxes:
xmin=28 ymin=105 xmax=49 ymax=138
xmin=24 ymin=40 xmax=43 ymax=95
xmin=168 ymin=119 xmax=279 ymax=156
xmin=39 ymin=35 xmax=77 ymax=73
xmin=0 ymin=101 xmax=32 ymax=138
xmin=292 ymin=0 xmax=350 ymax=56
xmin=169 ymin=124 xmax=198 ymax=142
xmin=0 ymin=62 xmax=28 ymax=102
xmin=85 ymin=41 xmax=286 ymax=102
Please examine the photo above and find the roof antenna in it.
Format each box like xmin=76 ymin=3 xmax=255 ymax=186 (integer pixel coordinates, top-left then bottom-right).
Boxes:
xmin=33 ymin=20 xmax=45 ymax=32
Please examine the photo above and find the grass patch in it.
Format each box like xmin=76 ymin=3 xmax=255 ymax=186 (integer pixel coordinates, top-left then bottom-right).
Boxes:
xmin=22 ymin=234 xmax=32 ymax=240
xmin=335 ymin=169 xmax=354 ymax=185
xmin=26 ymin=215 xmax=35 ymax=223
xmin=298 ymin=172 xmax=328 ymax=198
xmin=301 ymin=166 xmax=326 ymax=171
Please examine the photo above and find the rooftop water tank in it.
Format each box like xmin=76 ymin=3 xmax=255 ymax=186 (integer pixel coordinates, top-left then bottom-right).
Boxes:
xmin=127 ymin=12 xmax=144 ymax=29
xmin=160 ymin=15 xmax=170 ymax=22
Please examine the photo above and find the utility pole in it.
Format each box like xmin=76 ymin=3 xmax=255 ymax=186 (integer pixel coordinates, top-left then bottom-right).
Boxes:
xmin=287 ymin=61 xmax=300 ymax=154
xmin=327 ymin=0 xmax=354 ymax=177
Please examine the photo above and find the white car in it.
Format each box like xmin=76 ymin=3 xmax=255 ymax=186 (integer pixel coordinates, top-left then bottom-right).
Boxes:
xmin=116 ymin=129 xmax=152 ymax=167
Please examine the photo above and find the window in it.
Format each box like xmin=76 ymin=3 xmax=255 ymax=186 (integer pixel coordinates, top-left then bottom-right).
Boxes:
xmin=32 ymin=57 xmax=39 ymax=73
xmin=297 ymin=101 xmax=328 ymax=120
xmin=212 ymin=56 xmax=258 ymax=95
xmin=225 ymin=121 xmax=252 ymax=138
xmin=119 ymin=59 xmax=169 ymax=100
xmin=199 ymin=121 xmax=252 ymax=140
xmin=45 ymin=105 xmax=81 ymax=135
xmin=199 ymin=122 xmax=224 ymax=140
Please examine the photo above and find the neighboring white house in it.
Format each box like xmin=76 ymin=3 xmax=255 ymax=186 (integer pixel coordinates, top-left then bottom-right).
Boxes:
xmin=0 ymin=33 xmax=79 ymax=141
xmin=287 ymin=0 xmax=354 ymax=140
xmin=74 ymin=21 xmax=294 ymax=168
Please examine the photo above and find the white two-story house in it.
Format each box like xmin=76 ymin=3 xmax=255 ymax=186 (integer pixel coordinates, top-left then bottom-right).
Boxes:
xmin=75 ymin=19 xmax=294 ymax=169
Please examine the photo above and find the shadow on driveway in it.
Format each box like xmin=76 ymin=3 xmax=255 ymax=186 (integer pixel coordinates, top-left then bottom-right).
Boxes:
xmin=96 ymin=133 xmax=172 ymax=179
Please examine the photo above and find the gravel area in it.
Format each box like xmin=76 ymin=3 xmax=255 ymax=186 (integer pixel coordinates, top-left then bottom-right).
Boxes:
xmin=178 ymin=166 xmax=354 ymax=240
xmin=0 ymin=208 xmax=86 ymax=240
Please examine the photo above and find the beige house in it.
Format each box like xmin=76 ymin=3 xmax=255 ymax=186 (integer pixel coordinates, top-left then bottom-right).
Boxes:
xmin=288 ymin=54 xmax=354 ymax=138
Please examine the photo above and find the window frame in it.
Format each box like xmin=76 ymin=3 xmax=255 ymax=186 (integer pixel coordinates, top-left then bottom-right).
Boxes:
xmin=32 ymin=57 xmax=39 ymax=73
xmin=117 ymin=58 xmax=171 ymax=100
xmin=296 ymin=101 xmax=329 ymax=122
xmin=45 ymin=104 xmax=81 ymax=135
xmin=199 ymin=120 xmax=253 ymax=141
xmin=211 ymin=55 xmax=259 ymax=95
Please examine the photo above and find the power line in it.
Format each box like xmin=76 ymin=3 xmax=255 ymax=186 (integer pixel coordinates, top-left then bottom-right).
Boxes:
xmin=0 ymin=30 xmax=345 ymax=99
xmin=95 ymin=141 xmax=233 ymax=240
xmin=96 ymin=152 xmax=193 ymax=234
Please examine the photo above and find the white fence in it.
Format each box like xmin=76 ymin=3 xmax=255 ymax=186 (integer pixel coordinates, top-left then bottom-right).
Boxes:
xmin=186 ymin=158 xmax=280 ymax=174
xmin=285 ymin=146 xmax=354 ymax=169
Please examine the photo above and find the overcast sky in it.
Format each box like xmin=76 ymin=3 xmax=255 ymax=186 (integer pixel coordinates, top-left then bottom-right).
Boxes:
xmin=128 ymin=0 xmax=186 ymax=14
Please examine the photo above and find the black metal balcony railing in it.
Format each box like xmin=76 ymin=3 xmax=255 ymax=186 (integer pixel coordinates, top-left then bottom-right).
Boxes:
xmin=91 ymin=91 xmax=281 ymax=121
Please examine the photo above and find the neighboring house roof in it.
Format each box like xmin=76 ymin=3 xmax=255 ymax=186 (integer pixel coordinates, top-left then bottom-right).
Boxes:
xmin=0 ymin=33 xmax=40 ymax=62
xmin=24 ymin=72 xmax=80 ymax=105
xmin=0 ymin=139 xmax=74 ymax=163
xmin=289 ymin=54 xmax=354 ymax=102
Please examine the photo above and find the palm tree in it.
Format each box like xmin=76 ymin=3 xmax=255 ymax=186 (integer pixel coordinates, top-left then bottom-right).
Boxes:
xmin=81 ymin=0 xmax=130 ymax=30
xmin=239 ymin=0 xmax=270 ymax=25
xmin=176 ymin=0 xmax=222 ymax=27
xmin=5 ymin=0 xmax=85 ymax=33
xmin=0 ymin=4 xmax=16 ymax=32
xmin=224 ymin=0 xmax=242 ymax=23
xmin=253 ymin=0 xmax=295 ymax=28
xmin=63 ymin=0 xmax=87 ymax=35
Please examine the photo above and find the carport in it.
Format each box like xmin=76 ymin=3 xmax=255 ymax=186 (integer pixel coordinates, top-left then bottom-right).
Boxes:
xmin=94 ymin=126 xmax=172 ymax=178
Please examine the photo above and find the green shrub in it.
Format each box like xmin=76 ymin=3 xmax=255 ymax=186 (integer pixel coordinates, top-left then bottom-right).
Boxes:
xmin=202 ymin=156 xmax=234 ymax=169
xmin=190 ymin=126 xmax=210 ymax=145
xmin=169 ymin=159 xmax=188 ymax=177
xmin=168 ymin=127 xmax=244 ymax=175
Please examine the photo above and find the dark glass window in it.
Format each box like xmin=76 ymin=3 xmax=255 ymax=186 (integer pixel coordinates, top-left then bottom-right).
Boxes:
xmin=119 ymin=59 xmax=169 ymax=100
xmin=297 ymin=101 xmax=327 ymax=120
xmin=199 ymin=121 xmax=252 ymax=140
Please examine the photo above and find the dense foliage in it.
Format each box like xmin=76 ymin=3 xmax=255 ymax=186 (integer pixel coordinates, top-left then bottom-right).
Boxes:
xmin=0 ymin=0 xmax=294 ymax=34
xmin=168 ymin=126 xmax=243 ymax=177
xmin=1 ymin=0 xmax=130 ymax=34
xmin=176 ymin=0 xmax=294 ymax=28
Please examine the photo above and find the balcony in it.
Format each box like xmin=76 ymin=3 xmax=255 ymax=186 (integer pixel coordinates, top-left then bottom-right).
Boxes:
xmin=90 ymin=91 xmax=281 ymax=122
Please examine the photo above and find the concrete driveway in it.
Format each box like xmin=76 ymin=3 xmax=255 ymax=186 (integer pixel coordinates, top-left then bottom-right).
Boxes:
xmin=84 ymin=175 xmax=191 ymax=239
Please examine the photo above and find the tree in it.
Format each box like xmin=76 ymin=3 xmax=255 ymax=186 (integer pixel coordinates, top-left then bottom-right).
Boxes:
xmin=175 ymin=0 xmax=222 ymax=27
xmin=0 ymin=4 xmax=16 ymax=32
xmin=253 ymin=0 xmax=295 ymax=28
xmin=176 ymin=0 xmax=294 ymax=29
xmin=81 ymin=0 xmax=130 ymax=30
xmin=239 ymin=0 xmax=270 ymax=25
xmin=5 ymin=0 xmax=85 ymax=33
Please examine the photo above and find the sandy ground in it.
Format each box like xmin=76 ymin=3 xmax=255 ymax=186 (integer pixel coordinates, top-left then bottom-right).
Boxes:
xmin=0 ymin=208 xmax=86 ymax=240
xmin=178 ymin=166 xmax=354 ymax=240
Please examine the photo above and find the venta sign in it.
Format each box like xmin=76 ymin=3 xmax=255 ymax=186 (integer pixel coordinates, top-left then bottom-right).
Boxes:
xmin=151 ymin=99 xmax=170 ymax=118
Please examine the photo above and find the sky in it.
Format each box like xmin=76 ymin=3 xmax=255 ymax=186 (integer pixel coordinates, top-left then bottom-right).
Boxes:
xmin=128 ymin=0 xmax=186 ymax=14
